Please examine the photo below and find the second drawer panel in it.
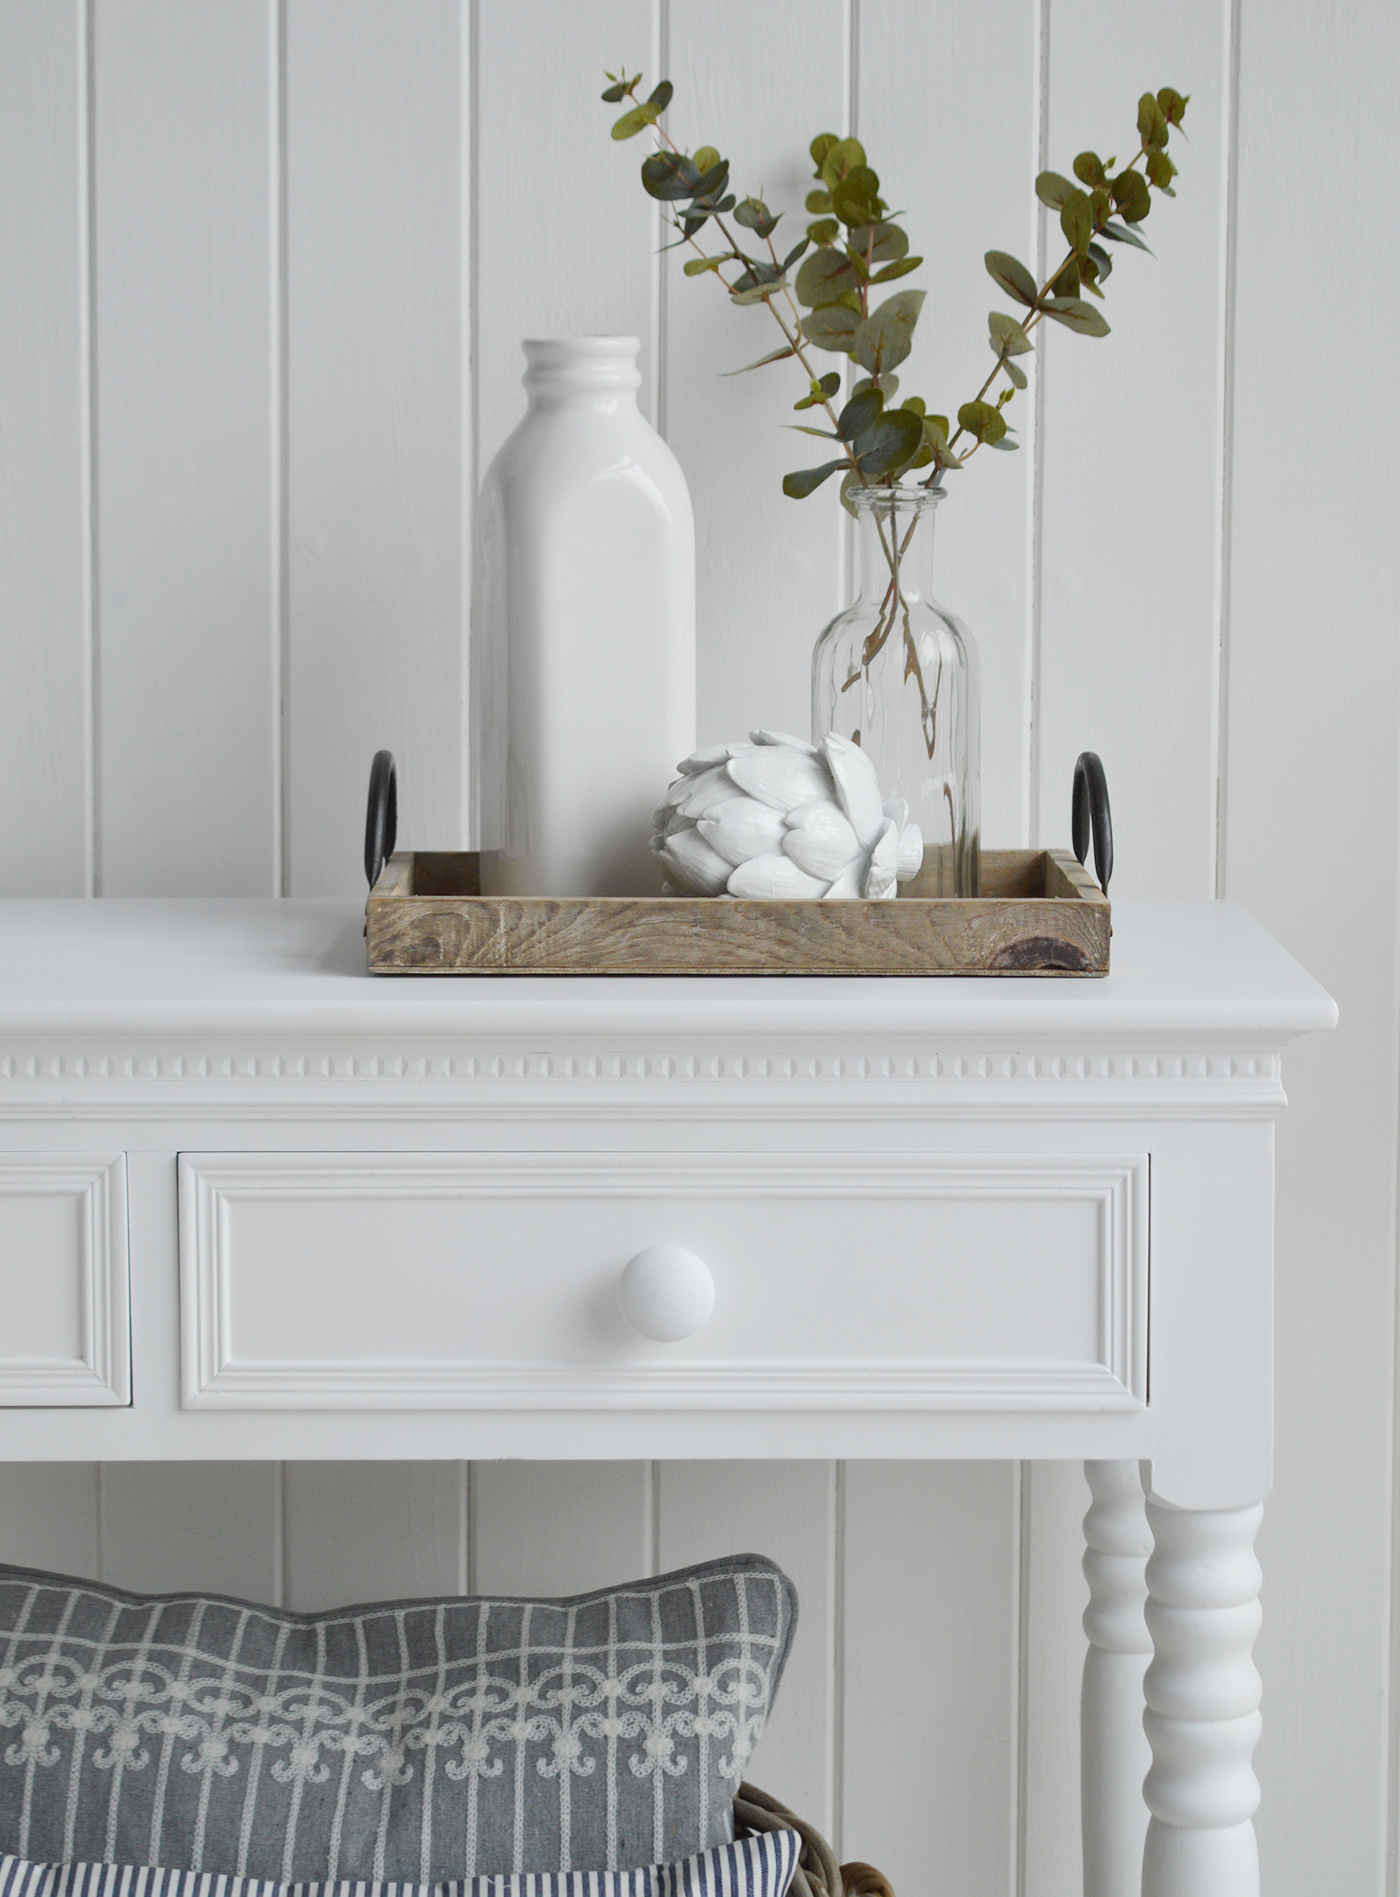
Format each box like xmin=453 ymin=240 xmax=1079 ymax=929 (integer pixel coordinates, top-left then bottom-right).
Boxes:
xmin=179 ymin=1150 xmax=1147 ymax=1411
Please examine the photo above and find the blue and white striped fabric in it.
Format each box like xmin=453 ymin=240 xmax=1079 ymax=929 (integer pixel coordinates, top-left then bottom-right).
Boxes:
xmin=0 ymin=1831 xmax=801 ymax=1897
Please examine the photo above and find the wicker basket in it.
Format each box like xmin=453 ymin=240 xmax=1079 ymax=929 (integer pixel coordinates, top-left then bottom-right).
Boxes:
xmin=736 ymin=1783 xmax=894 ymax=1897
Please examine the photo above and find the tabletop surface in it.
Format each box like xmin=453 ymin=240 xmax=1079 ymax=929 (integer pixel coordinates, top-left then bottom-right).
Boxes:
xmin=0 ymin=897 xmax=1337 ymax=1040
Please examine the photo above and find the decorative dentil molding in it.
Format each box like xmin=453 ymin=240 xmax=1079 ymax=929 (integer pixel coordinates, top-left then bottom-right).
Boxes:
xmin=0 ymin=1043 xmax=1286 ymax=1125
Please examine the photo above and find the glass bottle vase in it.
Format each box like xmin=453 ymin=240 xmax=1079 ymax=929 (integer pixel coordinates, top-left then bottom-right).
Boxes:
xmin=811 ymin=486 xmax=980 ymax=896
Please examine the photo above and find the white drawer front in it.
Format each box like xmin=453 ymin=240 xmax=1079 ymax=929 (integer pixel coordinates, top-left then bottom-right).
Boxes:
xmin=180 ymin=1151 xmax=1147 ymax=1411
xmin=0 ymin=1154 xmax=130 ymax=1405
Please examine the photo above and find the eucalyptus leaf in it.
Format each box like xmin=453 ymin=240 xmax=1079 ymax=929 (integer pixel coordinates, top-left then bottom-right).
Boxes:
xmin=852 ymin=374 xmax=899 ymax=400
xmin=683 ymin=255 xmax=724 ymax=276
xmin=985 ymin=250 xmax=1038 ymax=307
xmin=782 ymin=237 xmax=811 ymax=272
xmin=819 ymin=137 xmax=867 ymax=191
xmin=735 ymin=196 xmax=780 ymax=238
xmin=783 ymin=459 xmax=846 ymax=499
xmin=612 ymin=104 xmax=658 ymax=140
xmin=1004 ymin=359 xmax=1028 ymax=389
xmin=846 ymin=220 xmax=908 ymax=267
xmin=801 ymin=305 xmax=861 ymax=351
xmin=850 ymin=289 xmax=925 ymax=375
xmin=692 ymin=146 xmax=721 ymax=175
xmin=1050 ymin=257 xmax=1081 ymax=298
xmin=1073 ymin=150 xmax=1108 ymax=188
xmin=988 ymin=312 xmax=1033 ymax=356
xmin=796 ymin=246 xmax=858 ymax=308
xmin=722 ymin=344 xmax=797 ymax=377
xmin=788 ymin=425 xmax=841 ymax=438
xmin=839 ymin=469 xmax=865 ymax=517
xmin=1146 ymin=149 xmax=1177 ymax=193
xmin=855 ymin=408 xmax=924 ymax=478
xmin=905 ymin=431 xmax=934 ymax=472
xmin=1111 ymin=168 xmax=1152 ymax=224
xmin=957 ymin=399 xmax=1007 ymax=445
xmin=640 ymin=150 xmax=701 ymax=200
xmin=810 ymin=132 xmax=840 ymax=170
xmin=1086 ymin=241 xmax=1112 ymax=283
xmin=1041 ymin=295 xmax=1111 ymax=335
xmin=900 ymin=396 xmax=926 ymax=416
xmin=806 ymin=218 xmax=840 ymax=245
xmin=730 ymin=277 xmax=785 ymax=306
xmin=836 ymin=388 xmax=884 ymax=441
xmin=806 ymin=190 xmax=833 ymax=214
xmin=1138 ymin=92 xmax=1169 ymax=150
xmin=1157 ymin=87 xmax=1189 ymax=128
xmin=1099 ymin=218 xmax=1152 ymax=253
xmin=692 ymin=159 xmax=730 ymax=200
xmin=1035 ymin=171 xmax=1077 ymax=210
xmin=1060 ymin=188 xmax=1093 ymax=256
xmin=926 ymin=419 xmax=963 ymax=471
xmin=833 ymin=179 xmax=882 ymax=228
xmin=600 ymin=81 xmax=630 ymax=103
xmin=986 ymin=434 xmax=1020 ymax=451
xmin=869 ymin=255 xmax=922 ymax=284
xmin=793 ymin=372 xmax=841 ymax=410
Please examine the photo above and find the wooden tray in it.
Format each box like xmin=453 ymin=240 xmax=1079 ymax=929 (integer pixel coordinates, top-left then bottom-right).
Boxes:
xmin=365 ymin=847 xmax=1110 ymax=976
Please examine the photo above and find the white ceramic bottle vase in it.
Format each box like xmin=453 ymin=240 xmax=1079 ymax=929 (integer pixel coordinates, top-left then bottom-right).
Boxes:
xmin=472 ymin=336 xmax=696 ymax=896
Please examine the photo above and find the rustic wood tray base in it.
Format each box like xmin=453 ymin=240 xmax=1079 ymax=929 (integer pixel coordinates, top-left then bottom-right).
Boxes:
xmin=366 ymin=847 xmax=1109 ymax=976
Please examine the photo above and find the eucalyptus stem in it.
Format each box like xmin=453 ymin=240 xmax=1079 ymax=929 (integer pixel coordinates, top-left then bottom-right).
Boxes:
xmin=602 ymin=67 xmax=1187 ymax=738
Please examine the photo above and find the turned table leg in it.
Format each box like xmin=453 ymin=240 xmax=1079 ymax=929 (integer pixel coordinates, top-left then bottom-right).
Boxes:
xmin=1081 ymin=1460 xmax=1153 ymax=1897
xmin=1140 ymin=1491 xmax=1264 ymax=1897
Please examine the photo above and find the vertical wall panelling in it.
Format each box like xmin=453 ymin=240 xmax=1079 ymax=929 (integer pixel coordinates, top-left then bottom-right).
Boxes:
xmin=470 ymin=1462 xmax=652 ymax=1601
xmin=0 ymin=1466 xmax=99 ymax=1579
xmin=472 ymin=2 xmax=659 ymax=483
xmin=286 ymin=0 xmax=466 ymax=895
xmin=842 ymin=1461 xmax=1019 ymax=1896
xmin=0 ymin=1 xmax=93 ymax=894
xmin=854 ymin=0 xmax=1042 ymax=851
xmin=1036 ymin=0 xmax=1232 ymax=897
xmin=664 ymin=1 xmax=850 ymax=747
xmin=657 ymin=1462 xmax=838 ymax=1839
xmin=93 ymin=0 xmax=279 ymax=895
xmin=98 ymin=1463 xmax=282 ymax=1604
xmin=283 ymin=1462 xmax=466 ymax=1612
xmin=1225 ymin=2 xmax=1400 ymax=1892
xmin=1021 ymin=1462 xmax=1093 ymax=1896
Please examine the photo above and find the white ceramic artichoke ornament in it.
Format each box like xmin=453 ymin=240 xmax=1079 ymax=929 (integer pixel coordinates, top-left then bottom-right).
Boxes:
xmin=651 ymin=731 xmax=924 ymax=900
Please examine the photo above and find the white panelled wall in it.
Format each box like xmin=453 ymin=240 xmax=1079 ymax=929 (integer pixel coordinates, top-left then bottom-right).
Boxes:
xmin=1 ymin=1 xmax=1396 ymax=1892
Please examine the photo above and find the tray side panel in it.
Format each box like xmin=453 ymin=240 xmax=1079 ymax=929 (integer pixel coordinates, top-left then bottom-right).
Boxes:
xmin=367 ymin=891 xmax=1110 ymax=976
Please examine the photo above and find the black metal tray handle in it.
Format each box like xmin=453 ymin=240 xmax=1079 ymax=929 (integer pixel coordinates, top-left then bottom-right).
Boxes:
xmin=365 ymin=750 xmax=398 ymax=890
xmin=1072 ymin=751 xmax=1113 ymax=894
xmin=363 ymin=746 xmax=1111 ymax=901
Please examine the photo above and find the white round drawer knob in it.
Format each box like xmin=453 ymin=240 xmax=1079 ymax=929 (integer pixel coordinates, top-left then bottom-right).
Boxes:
xmin=617 ymin=1246 xmax=715 ymax=1342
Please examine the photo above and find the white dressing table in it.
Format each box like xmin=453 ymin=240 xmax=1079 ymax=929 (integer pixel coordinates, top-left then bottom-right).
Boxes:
xmin=0 ymin=896 xmax=1335 ymax=1897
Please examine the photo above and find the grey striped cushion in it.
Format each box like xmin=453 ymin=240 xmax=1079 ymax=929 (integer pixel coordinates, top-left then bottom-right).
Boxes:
xmin=0 ymin=1832 xmax=801 ymax=1897
xmin=0 ymin=1558 xmax=796 ymax=1884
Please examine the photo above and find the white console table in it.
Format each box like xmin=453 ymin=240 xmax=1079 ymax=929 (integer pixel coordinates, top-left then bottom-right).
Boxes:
xmin=0 ymin=896 xmax=1334 ymax=1897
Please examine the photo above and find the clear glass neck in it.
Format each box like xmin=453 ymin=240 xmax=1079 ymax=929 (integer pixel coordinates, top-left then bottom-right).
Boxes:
xmin=853 ymin=487 xmax=940 ymax=605
xmin=522 ymin=336 xmax=641 ymax=411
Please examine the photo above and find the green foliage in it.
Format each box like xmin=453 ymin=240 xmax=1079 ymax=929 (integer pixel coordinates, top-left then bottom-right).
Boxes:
xmin=599 ymin=68 xmax=1187 ymax=505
